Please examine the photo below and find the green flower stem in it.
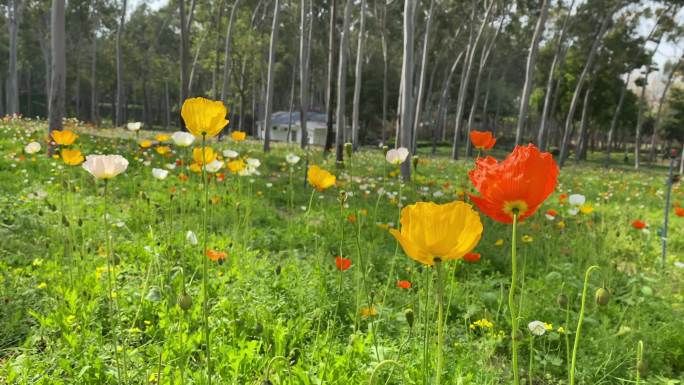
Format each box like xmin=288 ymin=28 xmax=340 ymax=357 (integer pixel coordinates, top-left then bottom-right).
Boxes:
xmin=636 ymin=340 xmax=643 ymax=385
xmin=529 ymin=336 xmax=534 ymax=385
xmin=434 ymin=259 xmax=445 ymax=385
xmin=368 ymin=360 xmax=401 ymax=385
xmin=201 ymin=134 xmax=212 ymax=385
xmin=569 ymin=265 xmax=598 ymax=385
xmin=510 ymin=212 xmax=520 ymax=385
xmin=422 ymin=267 xmax=432 ymax=385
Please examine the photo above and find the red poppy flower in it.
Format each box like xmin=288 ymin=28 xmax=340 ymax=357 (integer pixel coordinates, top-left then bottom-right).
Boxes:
xmin=631 ymin=220 xmax=647 ymax=229
xmin=675 ymin=207 xmax=684 ymax=217
xmin=396 ymin=280 xmax=412 ymax=289
xmin=206 ymin=249 xmax=227 ymax=262
xmin=463 ymin=252 xmax=481 ymax=263
xmin=469 ymin=144 xmax=559 ymax=224
xmin=335 ymin=256 xmax=351 ymax=271
xmin=470 ymin=130 xmax=496 ymax=151
xmin=546 ymin=209 xmax=558 ymax=218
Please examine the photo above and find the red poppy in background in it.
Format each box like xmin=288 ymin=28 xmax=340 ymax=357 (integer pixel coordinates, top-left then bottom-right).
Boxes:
xmin=675 ymin=207 xmax=684 ymax=217
xmin=469 ymin=144 xmax=559 ymax=224
xmin=397 ymin=280 xmax=412 ymax=289
xmin=631 ymin=220 xmax=647 ymax=229
xmin=335 ymin=256 xmax=351 ymax=271
xmin=206 ymin=249 xmax=227 ymax=262
xmin=470 ymin=130 xmax=496 ymax=151
xmin=463 ymin=252 xmax=481 ymax=263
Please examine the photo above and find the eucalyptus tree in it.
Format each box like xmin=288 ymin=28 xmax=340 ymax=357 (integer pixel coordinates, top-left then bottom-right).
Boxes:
xmin=351 ymin=0 xmax=367 ymax=150
xmin=114 ymin=0 xmax=127 ymax=126
xmin=48 ymin=0 xmax=65 ymax=141
xmin=263 ymin=0 xmax=281 ymax=152
xmin=335 ymin=0 xmax=352 ymax=161
xmin=6 ymin=0 xmax=24 ymax=115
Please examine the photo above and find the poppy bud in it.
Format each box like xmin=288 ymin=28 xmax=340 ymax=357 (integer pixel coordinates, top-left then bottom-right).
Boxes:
xmin=62 ymin=215 xmax=70 ymax=227
xmin=595 ymin=287 xmax=610 ymax=306
xmin=404 ymin=309 xmax=414 ymax=328
xmin=254 ymin=323 xmax=263 ymax=334
xmin=262 ymin=380 xmax=273 ymax=385
xmin=338 ymin=190 xmax=348 ymax=205
xmin=637 ymin=359 xmax=648 ymax=375
xmin=412 ymin=155 xmax=419 ymax=171
xmin=557 ymin=294 xmax=568 ymax=308
xmin=275 ymin=265 xmax=281 ymax=275
xmin=382 ymin=145 xmax=389 ymax=156
xmin=178 ymin=293 xmax=193 ymax=311
xmin=344 ymin=142 xmax=353 ymax=157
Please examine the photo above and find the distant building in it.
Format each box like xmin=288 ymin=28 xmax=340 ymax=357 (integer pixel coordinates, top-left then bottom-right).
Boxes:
xmin=256 ymin=111 xmax=337 ymax=146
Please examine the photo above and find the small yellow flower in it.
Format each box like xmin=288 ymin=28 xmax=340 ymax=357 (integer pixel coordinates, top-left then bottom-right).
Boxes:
xmin=61 ymin=149 xmax=85 ymax=166
xmin=307 ymin=165 xmax=336 ymax=191
xmin=522 ymin=235 xmax=533 ymax=243
xmin=230 ymin=131 xmax=246 ymax=142
xmin=139 ymin=140 xmax=153 ymax=149
xmin=37 ymin=282 xmax=47 ymax=289
xmin=51 ymin=130 xmax=79 ymax=146
xmin=360 ymin=306 xmax=378 ymax=318
xmin=544 ymin=322 xmax=553 ymax=331
xmin=189 ymin=163 xmax=202 ymax=174
xmin=579 ymin=204 xmax=594 ymax=214
xmin=227 ymin=159 xmax=246 ymax=174
xmin=557 ymin=326 xmax=566 ymax=334
xmin=495 ymin=239 xmax=504 ymax=246
xmin=181 ymin=97 xmax=229 ymax=138
xmin=32 ymin=258 xmax=43 ymax=267
xmin=155 ymin=134 xmax=170 ymax=142
xmin=192 ymin=146 xmax=216 ymax=165
xmin=557 ymin=221 xmax=566 ymax=229
xmin=65 ymin=315 xmax=77 ymax=325
xmin=155 ymin=146 xmax=171 ymax=155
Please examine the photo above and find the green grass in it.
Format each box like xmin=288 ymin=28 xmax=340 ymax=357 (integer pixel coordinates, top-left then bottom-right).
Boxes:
xmin=1 ymin=118 xmax=683 ymax=384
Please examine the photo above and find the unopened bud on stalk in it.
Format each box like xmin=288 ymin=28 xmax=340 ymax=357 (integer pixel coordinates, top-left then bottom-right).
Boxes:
xmin=382 ymin=145 xmax=389 ymax=156
xmin=412 ymin=155 xmax=420 ymax=171
xmin=177 ymin=292 xmax=193 ymax=311
xmin=338 ymin=190 xmax=348 ymax=205
xmin=344 ymin=142 xmax=353 ymax=158
xmin=557 ymin=293 xmax=568 ymax=308
xmin=404 ymin=309 xmax=414 ymax=328
xmin=595 ymin=287 xmax=610 ymax=306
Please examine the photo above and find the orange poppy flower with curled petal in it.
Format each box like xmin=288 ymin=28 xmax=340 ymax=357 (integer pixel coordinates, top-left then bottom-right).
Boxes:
xmin=469 ymin=144 xmax=559 ymax=224
xmin=470 ymin=130 xmax=496 ymax=151
xmin=51 ymin=130 xmax=79 ymax=146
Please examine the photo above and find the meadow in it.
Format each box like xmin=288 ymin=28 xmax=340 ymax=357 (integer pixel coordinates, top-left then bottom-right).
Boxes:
xmin=1 ymin=110 xmax=684 ymax=385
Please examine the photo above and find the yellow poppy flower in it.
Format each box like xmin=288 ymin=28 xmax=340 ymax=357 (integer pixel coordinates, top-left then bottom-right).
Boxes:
xmin=307 ymin=165 xmax=336 ymax=191
xmin=155 ymin=134 xmax=170 ymax=142
xmin=51 ymin=130 xmax=79 ymax=146
xmin=522 ymin=235 xmax=533 ymax=243
xmin=139 ymin=140 xmax=153 ymax=149
xmin=579 ymin=204 xmax=594 ymax=214
xmin=230 ymin=131 xmax=246 ymax=142
xmin=495 ymin=239 xmax=504 ymax=246
xmin=181 ymin=97 xmax=229 ymax=138
xmin=227 ymin=159 xmax=246 ymax=174
xmin=189 ymin=163 xmax=202 ymax=173
xmin=192 ymin=146 xmax=216 ymax=166
xmin=61 ymin=149 xmax=84 ymax=166
xmin=156 ymin=146 xmax=171 ymax=155
xmin=389 ymin=201 xmax=483 ymax=266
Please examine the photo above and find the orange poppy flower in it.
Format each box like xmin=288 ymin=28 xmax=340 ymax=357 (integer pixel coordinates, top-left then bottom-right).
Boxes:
xmin=469 ymin=144 xmax=559 ymax=224
xmin=631 ymin=220 xmax=647 ymax=229
xmin=335 ymin=256 xmax=351 ymax=271
xmin=675 ymin=207 xmax=684 ymax=217
xmin=51 ymin=130 xmax=79 ymax=146
xmin=397 ymin=280 xmax=412 ymax=289
xmin=470 ymin=130 xmax=496 ymax=151
xmin=463 ymin=252 xmax=481 ymax=263
xmin=206 ymin=249 xmax=227 ymax=262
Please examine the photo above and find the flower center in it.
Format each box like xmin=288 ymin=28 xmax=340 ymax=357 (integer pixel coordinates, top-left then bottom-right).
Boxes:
xmin=503 ymin=200 xmax=529 ymax=218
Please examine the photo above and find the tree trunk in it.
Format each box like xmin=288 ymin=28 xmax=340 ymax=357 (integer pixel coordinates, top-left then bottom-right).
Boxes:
xmin=7 ymin=0 xmax=23 ymax=115
xmin=212 ymin=0 xmax=225 ymax=99
xmin=398 ymin=0 xmax=415 ymax=180
xmin=179 ymin=0 xmax=189 ymax=127
xmin=221 ymin=0 xmax=241 ymax=103
xmin=48 ymin=0 xmax=66 ymax=148
xmin=558 ymin=13 xmax=610 ymax=168
xmin=574 ymin=82 xmax=595 ymax=164
xmin=648 ymin=60 xmax=680 ymax=163
xmin=515 ymin=0 xmax=549 ymax=146
xmin=335 ymin=0 xmax=353 ymax=162
xmin=538 ymin=0 xmax=573 ymax=150
xmin=188 ymin=28 xmax=210 ymax=93
xmin=433 ymin=50 xmax=465 ymax=154
xmin=351 ymin=0 xmax=366 ymax=150
xmin=634 ymin=71 xmax=649 ymax=170
xmin=604 ymin=72 xmax=630 ymax=167
xmin=324 ymin=0 xmax=337 ymax=153
xmin=262 ymin=0 xmax=280 ymax=152
xmin=299 ymin=0 xmax=312 ymax=148
xmin=379 ymin=0 xmax=388 ymax=145
xmin=286 ymin=58 xmax=297 ymax=143
xmin=115 ymin=0 xmax=127 ymax=126
xmin=451 ymin=0 xmax=494 ymax=159
xmin=410 ymin=0 xmax=435 ymax=154
xmin=90 ymin=2 xmax=99 ymax=125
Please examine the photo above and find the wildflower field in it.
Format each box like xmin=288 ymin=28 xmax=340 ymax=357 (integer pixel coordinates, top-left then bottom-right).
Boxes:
xmin=1 ymin=108 xmax=684 ymax=385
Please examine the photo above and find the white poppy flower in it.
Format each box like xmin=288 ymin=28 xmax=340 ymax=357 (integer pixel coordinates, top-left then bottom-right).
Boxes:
xmin=286 ymin=153 xmax=301 ymax=165
xmin=152 ymin=168 xmax=169 ymax=180
xmin=126 ymin=122 xmax=142 ymax=131
xmin=24 ymin=141 xmax=41 ymax=154
xmin=171 ymin=131 xmax=195 ymax=147
xmin=82 ymin=155 xmax=129 ymax=180
xmin=528 ymin=321 xmax=546 ymax=336
xmin=222 ymin=149 xmax=239 ymax=159
xmin=568 ymin=194 xmax=586 ymax=206
xmin=205 ymin=160 xmax=224 ymax=173
xmin=385 ymin=147 xmax=409 ymax=165
xmin=186 ymin=231 xmax=198 ymax=245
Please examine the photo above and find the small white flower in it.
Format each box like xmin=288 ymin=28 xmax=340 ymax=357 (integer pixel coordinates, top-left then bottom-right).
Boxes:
xmin=126 ymin=122 xmax=142 ymax=131
xmin=152 ymin=168 xmax=169 ymax=180
xmin=528 ymin=321 xmax=546 ymax=336
xmin=385 ymin=147 xmax=409 ymax=165
xmin=223 ymin=149 xmax=239 ymax=159
xmin=165 ymin=163 xmax=176 ymax=170
xmin=24 ymin=141 xmax=41 ymax=154
xmin=246 ymin=158 xmax=261 ymax=168
xmin=286 ymin=153 xmax=300 ymax=165
xmin=186 ymin=231 xmax=198 ymax=245
xmin=171 ymin=131 xmax=195 ymax=147
xmin=674 ymin=261 xmax=684 ymax=268
xmin=568 ymin=208 xmax=579 ymax=216
xmin=433 ymin=191 xmax=444 ymax=197
xmin=205 ymin=160 xmax=224 ymax=173
xmin=545 ymin=213 xmax=556 ymax=220
xmin=568 ymin=194 xmax=585 ymax=206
